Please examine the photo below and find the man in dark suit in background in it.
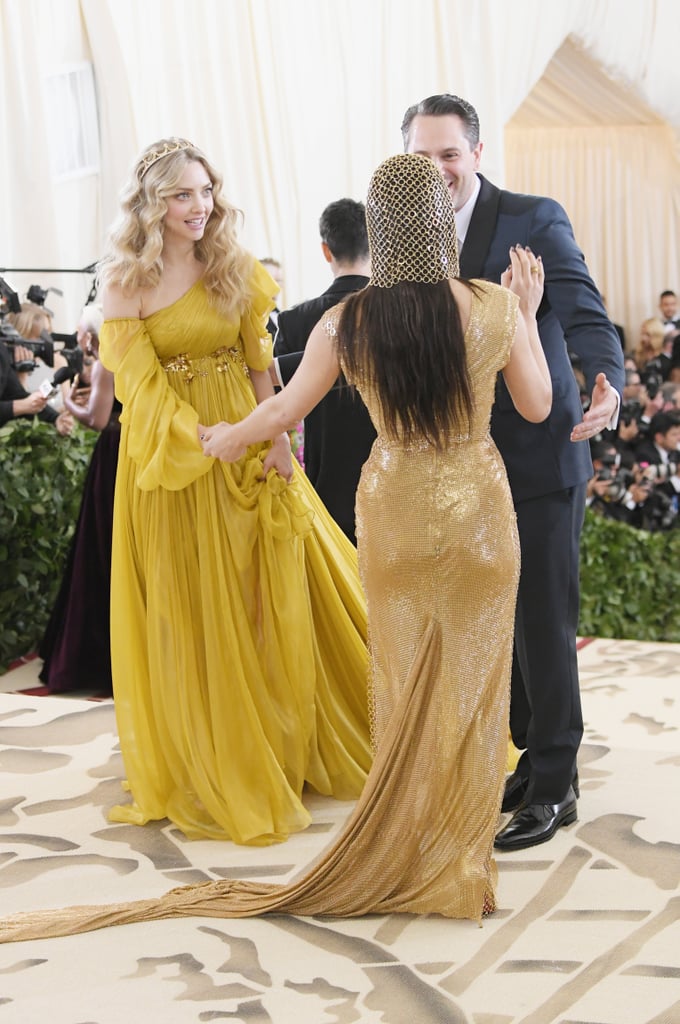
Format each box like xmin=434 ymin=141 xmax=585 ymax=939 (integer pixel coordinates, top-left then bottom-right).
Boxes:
xmin=634 ymin=410 xmax=680 ymax=468
xmin=272 ymin=199 xmax=375 ymax=544
xmin=402 ymin=93 xmax=625 ymax=850
xmin=659 ymin=290 xmax=680 ymax=333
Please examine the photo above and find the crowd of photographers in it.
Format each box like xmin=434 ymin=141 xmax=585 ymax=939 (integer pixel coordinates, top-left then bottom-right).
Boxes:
xmin=0 ymin=278 xmax=85 ymax=434
xmin=581 ymin=290 xmax=680 ymax=532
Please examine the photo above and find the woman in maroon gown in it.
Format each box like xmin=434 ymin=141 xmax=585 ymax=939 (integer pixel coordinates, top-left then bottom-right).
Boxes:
xmin=39 ymin=304 xmax=120 ymax=695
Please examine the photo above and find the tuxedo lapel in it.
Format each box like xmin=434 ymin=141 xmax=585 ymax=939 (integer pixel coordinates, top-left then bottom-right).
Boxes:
xmin=459 ymin=175 xmax=502 ymax=279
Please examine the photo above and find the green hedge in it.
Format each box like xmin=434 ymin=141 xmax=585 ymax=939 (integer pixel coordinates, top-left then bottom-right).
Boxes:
xmin=579 ymin=507 xmax=680 ymax=642
xmin=0 ymin=417 xmax=98 ymax=672
xmin=1 ymin=426 xmax=678 ymax=673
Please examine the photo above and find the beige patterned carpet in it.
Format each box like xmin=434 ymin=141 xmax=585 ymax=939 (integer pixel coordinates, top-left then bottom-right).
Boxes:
xmin=1 ymin=638 xmax=679 ymax=1024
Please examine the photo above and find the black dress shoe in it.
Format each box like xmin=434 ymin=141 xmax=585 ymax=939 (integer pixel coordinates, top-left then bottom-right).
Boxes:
xmin=501 ymin=772 xmax=529 ymax=813
xmin=501 ymin=770 xmax=580 ymax=813
xmin=494 ymin=786 xmax=577 ymax=851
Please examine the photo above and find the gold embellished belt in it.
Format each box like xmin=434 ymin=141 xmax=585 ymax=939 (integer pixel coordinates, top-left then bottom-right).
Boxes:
xmin=160 ymin=346 xmax=249 ymax=383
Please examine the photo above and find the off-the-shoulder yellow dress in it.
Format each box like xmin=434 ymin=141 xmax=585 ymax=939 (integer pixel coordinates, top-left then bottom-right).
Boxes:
xmin=98 ymin=262 xmax=371 ymax=844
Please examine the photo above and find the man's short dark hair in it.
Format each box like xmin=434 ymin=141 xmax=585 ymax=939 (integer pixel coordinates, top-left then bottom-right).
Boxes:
xmin=660 ymin=290 xmax=677 ymax=300
xmin=591 ymin=439 xmax=617 ymax=464
xmin=649 ymin=410 xmax=680 ymax=438
xmin=400 ymin=93 xmax=481 ymax=149
xmin=319 ymin=199 xmax=368 ymax=263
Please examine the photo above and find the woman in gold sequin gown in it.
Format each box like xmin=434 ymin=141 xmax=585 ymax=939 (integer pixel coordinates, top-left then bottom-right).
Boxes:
xmin=0 ymin=155 xmax=551 ymax=944
xmin=92 ymin=139 xmax=372 ymax=845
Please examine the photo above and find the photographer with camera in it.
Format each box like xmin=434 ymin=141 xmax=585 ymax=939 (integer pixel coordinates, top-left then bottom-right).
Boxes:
xmin=634 ymin=412 xmax=680 ymax=530
xmin=587 ymin=438 xmax=667 ymax=530
xmin=635 ymin=464 xmax=679 ymax=531
xmin=0 ymin=340 xmax=73 ymax=434
xmin=627 ymin=370 xmax=665 ymax=445
xmin=587 ymin=440 xmax=646 ymax=524
xmin=613 ymin=410 xmax=680 ymax=531
xmin=613 ymin=411 xmax=642 ymax=464
xmin=1 ymin=279 xmax=74 ymax=434
xmin=607 ymin=369 xmax=653 ymax=466
xmin=5 ymin=301 xmax=61 ymax=382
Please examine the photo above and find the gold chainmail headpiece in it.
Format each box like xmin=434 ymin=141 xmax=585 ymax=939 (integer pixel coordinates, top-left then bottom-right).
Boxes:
xmin=139 ymin=138 xmax=196 ymax=179
xmin=367 ymin=153 xmax=459 ymax=288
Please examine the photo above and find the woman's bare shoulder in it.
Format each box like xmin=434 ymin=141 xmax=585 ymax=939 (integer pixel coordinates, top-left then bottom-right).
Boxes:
xmin=100 ymin=282 xmax=143 ymax=319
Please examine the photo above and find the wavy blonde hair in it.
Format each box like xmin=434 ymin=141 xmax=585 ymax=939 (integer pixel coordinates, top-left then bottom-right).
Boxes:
xmin=633 ymin=316 xmax=665 ymax=370
xmin=97 ymin=138 xmax=253 ymax=317
xmin=6 ymin=302 xmax=52 ymax=339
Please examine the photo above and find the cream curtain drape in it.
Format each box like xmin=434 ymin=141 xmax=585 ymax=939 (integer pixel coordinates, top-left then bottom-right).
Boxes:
xmin=506 ymin=123 xmax=680 ymax=351
xmin=1 ymin=0 xmax=678 ymax=339
xmin=505 ymin=36 xmax=680 ymax=349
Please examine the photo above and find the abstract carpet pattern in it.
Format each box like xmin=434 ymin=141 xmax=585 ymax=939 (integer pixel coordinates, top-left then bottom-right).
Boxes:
xmin=0 ymin=637 xmax=679 ymax=1023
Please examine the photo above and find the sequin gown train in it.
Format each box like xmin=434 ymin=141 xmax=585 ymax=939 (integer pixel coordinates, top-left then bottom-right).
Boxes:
xmin=0 ymin=281 xmax=520 ymax=942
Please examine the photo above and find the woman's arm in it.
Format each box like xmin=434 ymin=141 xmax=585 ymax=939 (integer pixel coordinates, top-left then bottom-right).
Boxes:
xmin=250 ymin=367 xmax=276 ymax=403
xmin=63 ymin=359 xmax=115 ymax=431
xmin=500 ymin=247 xmax=552 ymax=423
xmin=200 ymin=319 xmax=341 ymax=462
xmin=249 ymin=367 xmax=294 ymax=481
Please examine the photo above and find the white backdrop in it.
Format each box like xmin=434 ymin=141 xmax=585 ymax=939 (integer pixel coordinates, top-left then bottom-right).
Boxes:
xmin=1 ymin=0 xmax=678 ymax=340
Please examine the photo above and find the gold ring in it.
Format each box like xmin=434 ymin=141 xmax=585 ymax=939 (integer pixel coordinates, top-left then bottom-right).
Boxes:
xmin=530 ymin=266 xmax=540 ymax=274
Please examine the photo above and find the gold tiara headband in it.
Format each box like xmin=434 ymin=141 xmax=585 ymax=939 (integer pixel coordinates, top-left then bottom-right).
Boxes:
xmin=139 ymin=139 xmax=195 ymax=179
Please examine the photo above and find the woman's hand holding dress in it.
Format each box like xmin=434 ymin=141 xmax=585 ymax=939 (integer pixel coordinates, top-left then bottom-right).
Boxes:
xmin=199 ymin=421 xmax=247 ymax=462
xmin=261 ymin=432 xmax=294 ymax=481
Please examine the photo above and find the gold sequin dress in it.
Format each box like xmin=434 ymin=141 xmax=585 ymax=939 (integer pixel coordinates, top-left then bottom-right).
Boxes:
xmin=96 ymin=262 xmax=372 ymax=845
xmin=0 ymin=281 xmax=522 ymax=944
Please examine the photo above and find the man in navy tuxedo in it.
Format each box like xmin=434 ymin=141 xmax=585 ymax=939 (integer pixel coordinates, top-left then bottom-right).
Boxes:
xmin=402 ymin=93 xmax=625 ymax=850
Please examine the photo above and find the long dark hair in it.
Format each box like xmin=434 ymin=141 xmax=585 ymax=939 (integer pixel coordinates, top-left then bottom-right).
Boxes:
xmin=337 ymin=278 xmax=475 ymax=449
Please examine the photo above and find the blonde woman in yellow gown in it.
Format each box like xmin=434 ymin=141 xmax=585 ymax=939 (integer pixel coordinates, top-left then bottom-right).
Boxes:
xmin=0 ymin=154 xmax=552 ymax=945
xmin=92 ymin=138 xmax=372 ymax=846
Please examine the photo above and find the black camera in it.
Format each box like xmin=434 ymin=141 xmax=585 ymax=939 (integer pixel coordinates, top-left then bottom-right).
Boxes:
xmin=641 ymin=459 xmax=678 ymax=485
xmin=620 ymin=400 xmax=642 ymax=426
xmin=26 ymin=283 xmax=49 ymax=306
xmin=0 ymin=325 xmax=57 ymax=370
xmin=608 ymin=469 xmax=634 ymax=504
xmin=641 ymin=368 xmax=663 ymax=400
xmin=595 ymin=460 xmax=634 ymax=504
xmin=642 ymin=488 xmax=677 ymax=531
